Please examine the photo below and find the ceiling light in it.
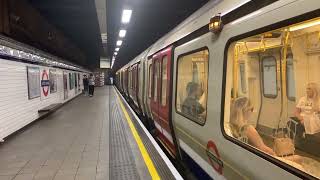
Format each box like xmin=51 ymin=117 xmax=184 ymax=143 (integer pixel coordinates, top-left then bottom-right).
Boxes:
xmin=114 ymin=52 xmax=118 ymax=55
xmin=115 ymin=48 xmax=120 ymax=51
xmin=289 ymin=19 xmax=320 ymax=31
xmin=101 ymin=33 xmax=107 ymax=43
xmin=116 ymin=40 xmax=123 ymax=46
xmin=122 ymin=9 xmax=132 ymax=23
xmin=119 ymin=30 xmax=126 ymax=38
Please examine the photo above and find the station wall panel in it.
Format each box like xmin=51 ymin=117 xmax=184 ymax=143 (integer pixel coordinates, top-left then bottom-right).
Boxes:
xmin=0 ymin=58 xmax=85 ymax=140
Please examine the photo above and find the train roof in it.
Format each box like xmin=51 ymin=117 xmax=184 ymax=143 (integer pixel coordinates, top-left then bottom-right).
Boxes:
xmin=147 ymin=0 xmax=257 ymax=57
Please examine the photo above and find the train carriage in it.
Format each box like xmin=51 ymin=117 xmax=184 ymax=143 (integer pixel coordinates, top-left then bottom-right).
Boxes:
xmin=116 ymin=0 xmax=320 ymax=179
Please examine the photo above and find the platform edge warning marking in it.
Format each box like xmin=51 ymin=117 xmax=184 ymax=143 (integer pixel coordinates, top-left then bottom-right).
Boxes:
xmin=114 ymin=87 xmax=183 ymax=180
xmin=115 ymin=90 xmax=161 ymax=180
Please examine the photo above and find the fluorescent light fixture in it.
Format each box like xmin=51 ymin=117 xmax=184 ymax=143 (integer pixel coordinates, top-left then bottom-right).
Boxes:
xmin=116 ymin=40 xmax=123 ymax=46
xmin=122 ymin=9 xmax=132 ymax=23
xmin=115 ymin=48 xmax=120 ymax=52
xmin=289 ymin=19 xmax=320 ymax=31
xmin=114 ymin=52 xmax=118 ymax=55
xmin=119 ymin=30 xmax=126 ymax=37
xmin=231 ymin=10 xmax=262 ymax=25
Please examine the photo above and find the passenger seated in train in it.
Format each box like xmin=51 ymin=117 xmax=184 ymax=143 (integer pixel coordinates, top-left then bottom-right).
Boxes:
xmin=294 ymin=82 xmax=320 ymax=135
xmin=181 ymin=82 xmax=206 ymax=120
xmin=230 ymin=97 xmax=306 ymax=165
xmin=230 ymin=97 xmax=276 ymax=155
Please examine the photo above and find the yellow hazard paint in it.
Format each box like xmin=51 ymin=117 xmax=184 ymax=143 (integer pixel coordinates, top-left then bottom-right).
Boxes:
xmin=115 ymin=92 xmax=161 ymax=180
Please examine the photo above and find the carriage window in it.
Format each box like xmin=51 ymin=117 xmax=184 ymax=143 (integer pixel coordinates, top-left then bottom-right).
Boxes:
xmin=223 ymin=17 xmax=320 ymax=179
xmin=161 ymin=56 xmax=168 ymax=106
xmin=176 ymin=48 xmax=208 ymax=125
xmin=148 ymin=64 xmax=152 ymax=98
xmin=286 ymin=54 xmax=296 ymax=100
xmin=153 ymin=61 xmax=159 ymax=102
xmin=262 ymin=56 xmax=277 ymax=98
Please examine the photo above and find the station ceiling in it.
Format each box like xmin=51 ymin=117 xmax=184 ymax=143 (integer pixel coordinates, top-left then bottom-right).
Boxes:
xmin=108 ymin=0 xmax=209 ymax=72
xmin=28 ymin=0 xmax=103 ymax=69
xmin=28 ymin=0 xmax=209 ymax=70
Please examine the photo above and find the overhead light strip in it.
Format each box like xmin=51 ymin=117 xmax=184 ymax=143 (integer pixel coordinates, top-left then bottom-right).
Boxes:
xmin=119 ymin=30 xmax=127 ymax=38
xmin=116 ymin=40 xmax=123 ymax=46
xmin=122 ymin=9 xmax=132 ymax=24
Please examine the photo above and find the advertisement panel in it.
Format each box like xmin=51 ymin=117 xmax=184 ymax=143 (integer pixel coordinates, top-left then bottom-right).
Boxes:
xmin=27 ymin=66 xmax=40 ymax=99
xmin=49 ymin=69 xmax=57 ymax=93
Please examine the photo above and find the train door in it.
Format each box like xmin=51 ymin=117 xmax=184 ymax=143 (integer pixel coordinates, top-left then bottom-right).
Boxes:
xmin=134 ymin=64 xmax=140 ymax=108
xmin=173 ymin=34 xmax=216 ymax=178
xmin=146 ymin=59 xmax=153 ymax=119
xmin=257 ymin=50 xmax=283 ymax=134
xmin=124 ymin=68 xmax=129 ymax=96
xmin=151 ymin=47 xmax=176 ymax=156
xmin=151 ymin=58 xmax=162 ymax=135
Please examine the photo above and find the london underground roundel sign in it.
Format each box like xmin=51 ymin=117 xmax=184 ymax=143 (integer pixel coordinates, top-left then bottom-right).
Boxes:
xmin=206 ymin=140 xmax=223 ymax=175
xmin=41 ymin=70 xmax=50 ymax=96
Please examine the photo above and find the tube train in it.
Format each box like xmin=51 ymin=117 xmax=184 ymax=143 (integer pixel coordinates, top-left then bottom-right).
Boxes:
xmin=115 ymin=0 xmax=320 ymax=179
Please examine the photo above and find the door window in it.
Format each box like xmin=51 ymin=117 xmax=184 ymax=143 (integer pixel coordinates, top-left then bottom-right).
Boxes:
xmin=262 ymin=56 xmax=277 ymax=98
xmin=239 ymin=63 xmax=247 ymax=94
xmin=148 ymin=64 xmax=153 ymax=98
xmin=161 ymin=56 xmax=168 ymax=106
xmin=153 ymin=60 xmax=159 ymax=102
xmin=286 ymin=54 xmax=295 ymax=100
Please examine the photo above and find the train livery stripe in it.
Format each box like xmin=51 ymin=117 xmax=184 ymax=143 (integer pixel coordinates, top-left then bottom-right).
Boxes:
xmin=115 ymin=87 xmax=183 ymax=180
xmin=115 ymin=91 xmax=160 ymax=180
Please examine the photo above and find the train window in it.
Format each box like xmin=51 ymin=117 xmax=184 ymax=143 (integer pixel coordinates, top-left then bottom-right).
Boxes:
xmin=153 ymin=60 xmax=160 ymax=102
xmin=176 ymin=48 xmax=208 ymax=125
xmin=148 ymin=64 xmax=152 ymax=98
xmin=286 ymin=54 xmax=296 ymax=101
xmin=262 ymin=56 xmax=277 ymax=98
xmin=223 ymin=17 xmax=320 ymax=179
xmin=161 ymin=56 xmax=168 ymax=106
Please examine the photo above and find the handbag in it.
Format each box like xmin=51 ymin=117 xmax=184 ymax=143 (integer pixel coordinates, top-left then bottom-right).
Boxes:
xmin=273 ymin=118 xmax=296 ymax=156
xmin=273 ymin=137 xmax=295 ymax=156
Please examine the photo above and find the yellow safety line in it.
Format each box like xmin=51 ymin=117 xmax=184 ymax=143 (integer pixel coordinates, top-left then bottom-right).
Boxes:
xmin=115 ymin=92 xmax=161 ymax=180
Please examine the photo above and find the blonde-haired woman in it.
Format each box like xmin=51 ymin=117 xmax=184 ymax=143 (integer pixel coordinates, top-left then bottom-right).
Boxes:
xmin=295 ymin=82 xmax=320 ymax=134
xmin=230 ymin=97 xmax=275 ymax=155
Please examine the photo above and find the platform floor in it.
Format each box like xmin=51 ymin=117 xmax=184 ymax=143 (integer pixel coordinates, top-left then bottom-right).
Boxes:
xmin=0 ymin=86 xmax=181 ymax=180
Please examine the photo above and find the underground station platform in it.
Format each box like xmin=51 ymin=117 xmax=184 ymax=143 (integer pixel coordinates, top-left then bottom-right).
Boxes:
xmin=0 ymin=86 xmax=182 ymax=180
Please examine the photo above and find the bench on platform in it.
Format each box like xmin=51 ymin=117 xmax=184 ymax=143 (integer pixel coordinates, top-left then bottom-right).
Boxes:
xmin=38 ymin=103 xmax=62 ymax=114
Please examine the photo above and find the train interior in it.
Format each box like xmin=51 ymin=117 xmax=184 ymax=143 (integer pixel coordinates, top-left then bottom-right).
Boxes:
xmin=224 ymin=17 xmax=320 ymax=178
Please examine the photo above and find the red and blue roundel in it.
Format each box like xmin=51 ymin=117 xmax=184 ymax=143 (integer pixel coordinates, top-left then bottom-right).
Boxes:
xmin=41 ymin=70 xmax=50 ymax=96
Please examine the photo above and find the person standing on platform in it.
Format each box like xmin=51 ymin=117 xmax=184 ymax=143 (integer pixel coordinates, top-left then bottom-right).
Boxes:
xmin=83 ymin=75 xmax=89 ymax=96
xmin=88 ymin=73 xmax=95 ymax=97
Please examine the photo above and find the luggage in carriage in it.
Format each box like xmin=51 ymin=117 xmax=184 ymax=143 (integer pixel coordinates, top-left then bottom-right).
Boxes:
xmin=288 ymin=117 xmax=320 ymax=157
